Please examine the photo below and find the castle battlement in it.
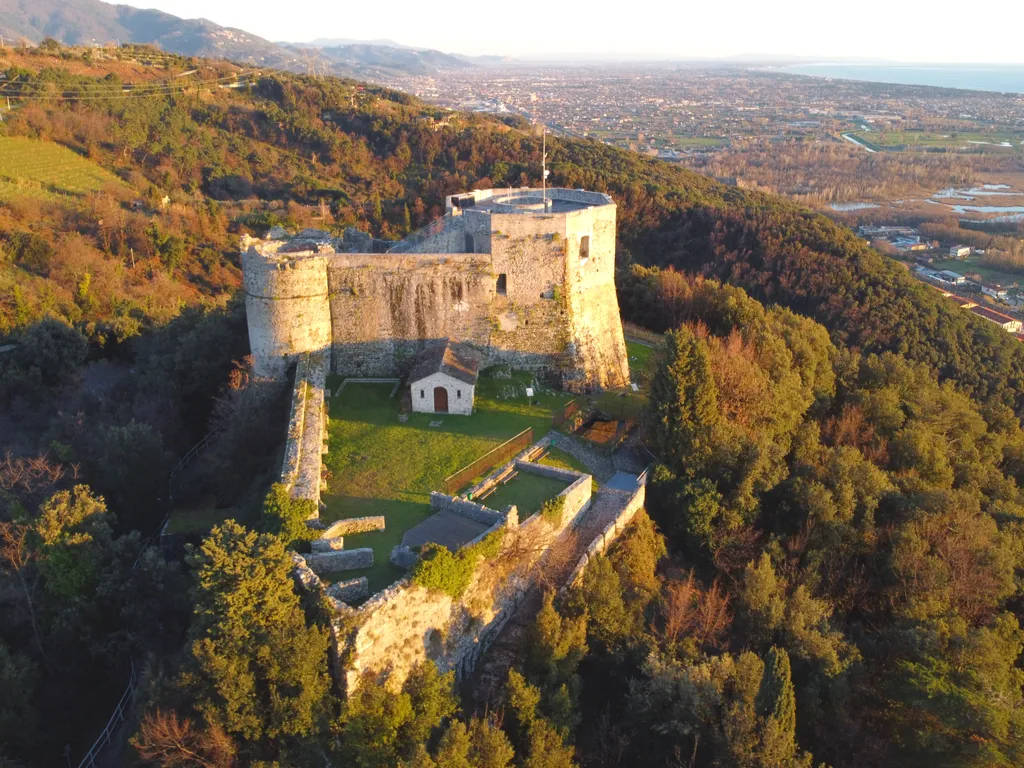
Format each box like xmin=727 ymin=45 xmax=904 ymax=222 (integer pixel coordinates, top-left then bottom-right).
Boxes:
xmin=242 ymin=187 xmax=629 ymax=389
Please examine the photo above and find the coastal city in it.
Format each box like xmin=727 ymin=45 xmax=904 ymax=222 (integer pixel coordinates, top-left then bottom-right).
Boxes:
xmin=389 ymin=65 xmax=1024 ymax=162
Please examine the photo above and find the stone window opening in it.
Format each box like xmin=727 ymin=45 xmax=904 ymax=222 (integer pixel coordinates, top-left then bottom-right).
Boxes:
xmin=457 ymin=389 xmax=461 ymax=399
xmin=420 ymin=389 xmax=425 ymax=399
xmin=579 ymin=235 xmax=590 ymax=266
xmin=465 ymin=233 xmax=475 ymax=253
xmin=496 ymin=273 xmax=507 ymax=295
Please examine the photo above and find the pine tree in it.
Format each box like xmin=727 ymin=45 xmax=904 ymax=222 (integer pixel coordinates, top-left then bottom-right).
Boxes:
xmin=647 ymin=326 xmax=720 ymax=477
xmin=757 ymin=646 xmax=798 ymax=765
xmin=180 ymin=521 xmax=330 ymax=745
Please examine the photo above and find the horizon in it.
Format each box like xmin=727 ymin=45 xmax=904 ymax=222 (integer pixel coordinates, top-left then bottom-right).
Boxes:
xmin=124 ymin=0 xmax=1024 ymax=65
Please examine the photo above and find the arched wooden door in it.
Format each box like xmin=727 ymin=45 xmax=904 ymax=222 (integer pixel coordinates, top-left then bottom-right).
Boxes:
xmin=433 ymin=386 xmax=449 ymax=413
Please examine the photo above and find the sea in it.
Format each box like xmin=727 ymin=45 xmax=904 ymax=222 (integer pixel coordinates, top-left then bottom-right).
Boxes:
xmin=780 ymin=64 xmax=1024 ymax=95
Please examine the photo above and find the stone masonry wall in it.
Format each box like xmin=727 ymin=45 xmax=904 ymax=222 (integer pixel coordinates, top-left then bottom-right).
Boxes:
xmin=321 ymin=516 xmax=386 ymax=538
xmin=336 ymin=449 xmax=591 ymax=694
xmin=564 ymin=482 xmax=647 ymax=589
xmin=306 ymin=547 xmax=374 ymax=574
xmin=326 ymin=252 xmax=494 ymax=376
xmin=428 ymin=492 xmax=502 ymax=525
xmin=279 ymin=351 xmax=327 ymax=514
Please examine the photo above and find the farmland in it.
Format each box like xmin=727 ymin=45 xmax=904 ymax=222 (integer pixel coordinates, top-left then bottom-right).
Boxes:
xmin=849 ymin=129 xmax=1023 ymax=151
xmin=0 ymin=136 xmax=130 ymax=201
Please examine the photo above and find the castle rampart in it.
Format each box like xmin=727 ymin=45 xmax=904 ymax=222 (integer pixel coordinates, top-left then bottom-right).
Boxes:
xmin=242 ymin=188 xmax=630 ymax=389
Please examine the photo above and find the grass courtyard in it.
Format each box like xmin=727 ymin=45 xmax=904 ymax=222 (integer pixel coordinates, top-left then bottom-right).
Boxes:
xmin=321 ymin=371 xmax=574 ymax=592
xmin=476 ymin=472 xmax=571 ymax=518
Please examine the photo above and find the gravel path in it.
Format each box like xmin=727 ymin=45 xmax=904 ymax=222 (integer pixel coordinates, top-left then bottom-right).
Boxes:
xmin=547 ymin=431 xmax=615 ymax=482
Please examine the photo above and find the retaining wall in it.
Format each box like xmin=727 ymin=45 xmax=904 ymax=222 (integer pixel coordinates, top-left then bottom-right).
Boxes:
xmin=306 ymin=547 xmax=374 ymax=574
xmin=564 ymin=482 xmax=647 ymax=590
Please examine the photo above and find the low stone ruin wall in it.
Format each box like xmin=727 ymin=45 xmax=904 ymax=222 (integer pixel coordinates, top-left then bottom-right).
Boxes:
xmin=280 ymin=351 xmax=328 ymax=516
xmin=321 ymin=516 xmax=386 ymax=538
xmin=564 ymin=481 xmax=647 ymax=590
xmin=327 ymin=577 xmax=369 ymax=604
xmin=306 ymin=547 xmax=374 ymax=574
xmin=513 ymin=460 xmax=592 ymax=529
xmin=428 ymin=492 xmax=502 ymax=525
xmin=311 ymin=537 xmax=344 ymax=552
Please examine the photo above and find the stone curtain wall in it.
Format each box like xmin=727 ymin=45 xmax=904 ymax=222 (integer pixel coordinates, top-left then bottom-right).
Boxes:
xmin=514 ymin=461 xmax=593 ymax=528
xmin=326 ymin=252 xmax=494 ymax=377
xmin=564 ymin=481 xmax=647 ymax=590
xmin=279 ymin=351 xmax=328 ymax=514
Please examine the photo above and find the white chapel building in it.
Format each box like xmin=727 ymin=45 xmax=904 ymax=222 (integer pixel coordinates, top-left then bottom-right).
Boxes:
xmin=408 ymin=341 xmax=480 ymax=415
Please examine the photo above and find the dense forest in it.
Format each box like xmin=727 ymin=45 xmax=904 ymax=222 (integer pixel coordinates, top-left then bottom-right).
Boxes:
xmin=1 ymin=43 xmax=1023 ymax=767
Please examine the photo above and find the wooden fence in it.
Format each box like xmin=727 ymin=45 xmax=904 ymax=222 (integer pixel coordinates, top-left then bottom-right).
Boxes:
xmin=443 ymin=428 xmax=533 ymax=495
xmin=552 ymin=398 xmax=580 ymax=428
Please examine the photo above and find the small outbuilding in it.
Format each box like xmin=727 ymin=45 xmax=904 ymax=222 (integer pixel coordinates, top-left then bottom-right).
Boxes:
xmin=409 ymin=341 xmax=480 ymax=415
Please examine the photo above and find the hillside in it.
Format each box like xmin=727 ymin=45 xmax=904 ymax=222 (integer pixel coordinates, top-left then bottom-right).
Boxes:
xmin=0 ymin=0 xmax=299 ymax=65
xmin=0 ymin=0 xmax=481 ymax=76
xmin=3 ymin=43 xmax=1024 ymax=415
xmin=2 ymin=43 xmax=1024 ymax=768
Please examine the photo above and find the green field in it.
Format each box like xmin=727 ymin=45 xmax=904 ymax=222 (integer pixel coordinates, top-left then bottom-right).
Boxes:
xmin=671 ymin=136 xmax=726 ymax=147
xmin=850 ymin=130 xmax=1021 ymax=151
xmin=321 ymin=372 xmax=573 ymax=593
xmin=0 ymin=136 xmax=130 ymax=201
xmin=929 ymin=258 xmax=1022 ymax=288
xmin=625 ymin=339 xmax=656 ymax=384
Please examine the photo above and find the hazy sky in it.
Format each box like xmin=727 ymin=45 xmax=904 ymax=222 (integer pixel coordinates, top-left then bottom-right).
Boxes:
xmin=134 ymin=0 xmax=1022 ymax=64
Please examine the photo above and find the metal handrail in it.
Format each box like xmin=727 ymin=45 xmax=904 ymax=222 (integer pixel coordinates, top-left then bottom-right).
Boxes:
xmin=77 ymin=661 xmax=137 ymax=768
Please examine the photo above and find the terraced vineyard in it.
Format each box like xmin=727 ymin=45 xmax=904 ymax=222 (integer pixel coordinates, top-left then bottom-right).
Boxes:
xmin=0 ymin=136 xmax=130 ymax=201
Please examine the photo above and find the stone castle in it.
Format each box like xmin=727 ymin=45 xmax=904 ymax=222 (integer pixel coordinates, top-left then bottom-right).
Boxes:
xmin=242 ymin=187 xmax=630 ymax=390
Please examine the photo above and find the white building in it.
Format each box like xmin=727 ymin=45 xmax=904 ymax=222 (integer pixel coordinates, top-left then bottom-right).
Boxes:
xmin=409 ymin=341 xmax=480 ymax=416
xmin=950 ymin=245 xmax=972 ymax=259
xmin=937 ymin=270 xmax=966 ymax=285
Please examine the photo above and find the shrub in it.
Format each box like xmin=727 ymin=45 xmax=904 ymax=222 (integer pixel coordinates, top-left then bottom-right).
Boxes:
xmin=262 ymin=483 xmax=317 ymax=549
xmin=541 ymin=497 xmax=566 ymax=527
xmin=411 ymin=530 xmax=504 ymax=599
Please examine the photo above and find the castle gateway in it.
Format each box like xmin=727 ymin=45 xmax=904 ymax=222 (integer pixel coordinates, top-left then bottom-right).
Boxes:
xmin=242 ymin=188 xmax=630 ymax=390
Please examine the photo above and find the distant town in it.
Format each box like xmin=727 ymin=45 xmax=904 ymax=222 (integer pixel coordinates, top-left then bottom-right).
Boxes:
xmin=858 ymin=223 xmax=1024 ymax=335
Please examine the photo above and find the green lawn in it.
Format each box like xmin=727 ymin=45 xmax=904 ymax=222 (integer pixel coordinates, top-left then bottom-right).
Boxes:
xmin=626 ymin=339 xmax=656 ymax=385
xmin=321 ymin=372 xmax=573 ymax=593
xmin=0 ymin=136 xmax=130 ymax=201
xmin=929 ymin=258 xmax=1022 ymax=287
xmin=477 ymin=472 xmax=570 ymax=518
xmin=539 ymin=446 xmax=599 ymax=493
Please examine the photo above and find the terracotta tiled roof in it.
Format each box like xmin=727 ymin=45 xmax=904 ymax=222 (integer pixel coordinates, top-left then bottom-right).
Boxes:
xmin=408 ymin=341 xmax=480 ymax=386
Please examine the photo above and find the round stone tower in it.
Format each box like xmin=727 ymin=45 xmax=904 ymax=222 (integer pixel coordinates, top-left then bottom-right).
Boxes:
xmin=242 ymin=237 xmax=332 ymax=379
